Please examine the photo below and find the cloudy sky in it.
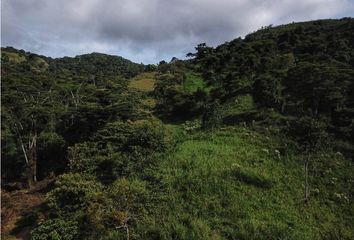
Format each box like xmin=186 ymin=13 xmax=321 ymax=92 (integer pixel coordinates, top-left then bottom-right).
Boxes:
xmin=2 ymin=0 xmax=354 ymax=63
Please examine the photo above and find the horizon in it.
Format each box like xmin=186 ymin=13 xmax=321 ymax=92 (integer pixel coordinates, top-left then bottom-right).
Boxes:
xmin=2 ymin=17 xmax=353 ymax=65
xmin=2 ymin=0 xmax=354 ymax=64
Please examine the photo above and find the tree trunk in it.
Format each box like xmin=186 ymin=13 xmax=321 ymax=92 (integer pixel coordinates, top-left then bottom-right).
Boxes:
xmin=27 ymin=148 xmax=37 ymax=187
xmin=281 ymin=100 xmax=286 ymax=113
xmin=25 ymin=137 xmax=38 ymax=188
xmin=304 ymin=155 xmax=310 ymax=201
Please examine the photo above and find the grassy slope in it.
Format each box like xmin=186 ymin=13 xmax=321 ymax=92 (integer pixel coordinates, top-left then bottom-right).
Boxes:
xmin=142 ymin=125 xmax=354 ymax=240
xmin=183 ymin=72 xmax=205 ymax=93
xmin=129 ymin=72 xmax=157 ymax=92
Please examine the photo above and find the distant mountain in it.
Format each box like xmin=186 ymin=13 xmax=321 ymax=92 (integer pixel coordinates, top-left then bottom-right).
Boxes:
xmin=1 ymin=46 xmax=145 ymax=79
xmin=49 ymin=52 xmax=145 ymax=79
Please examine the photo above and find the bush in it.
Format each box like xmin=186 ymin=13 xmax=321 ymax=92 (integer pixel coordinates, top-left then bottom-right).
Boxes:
xmin=31 ymin=218 xmax=79 ymax=240
xmin=182 ymin=120 xmax=201 ymax=133
xmin=108 ymin=178 xmax=148 ymax=214
xmin=94 ymin=120 xmax=170 ymax=154
xmin=93 ymin=120 xmax=171 ymax=177
xmin=68 ymin=142 xmax=102 ymax=174
xmin=83 ymin=178 xmax=149 ymax=239
xmin=286 ymin=116 xmax=330 ymax=153
xmin=47 ymin=173 xmax=104 ymax=213
xmin=68 ymin=120 xmax=172 ymax=182
xmin=202 ymin=101 xmax=222 ymax=130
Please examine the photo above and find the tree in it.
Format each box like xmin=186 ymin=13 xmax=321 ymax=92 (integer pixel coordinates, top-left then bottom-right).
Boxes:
xmin=284 ymin=63 xmax=351 ymax=116
xmin=253 ymin=74 xmax=283 ymax=110
xmin=286 ymin=116 xmax=330 ymax=201
xmin=37 ymin=132 xmax=66 ymax=178
xmin=5 ymin=90 xmax=56 ymax=187
xmin=202 ymin=101 xmax=221 ymax=130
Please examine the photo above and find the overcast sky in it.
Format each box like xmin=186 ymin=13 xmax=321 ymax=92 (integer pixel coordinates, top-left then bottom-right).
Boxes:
xmin=2 ymin=0 xmax=354 ymax=64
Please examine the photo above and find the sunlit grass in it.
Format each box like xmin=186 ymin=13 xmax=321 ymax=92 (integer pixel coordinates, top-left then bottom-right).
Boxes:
xmin=140 ymin=126 xmax=354 ymax=240
xmin=183 ymin=73 xmax=206 ymax=93
xmin=129 ymin=72 xmax=157 ymax=92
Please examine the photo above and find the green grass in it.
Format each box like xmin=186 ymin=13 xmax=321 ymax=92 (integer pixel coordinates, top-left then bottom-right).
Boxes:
xmin=140 ymin=126 xmax=354 ymax=240
xmin=183 ymin=72 xmax=206 ymax=93
xmin=220 ymin=94 xmax=255 ymax=116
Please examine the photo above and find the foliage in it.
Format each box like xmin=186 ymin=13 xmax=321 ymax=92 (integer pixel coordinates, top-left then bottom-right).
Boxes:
xmin=286 ymin=116 xmax=330 ymax=153
xmin=190 ymin=18 xmax=354 ymax=141
xmin=182 ymin=72 xmax=206 ymax=93
xmin=37 ymin=132 xmax=66 ymax=177
xmin=66 ymin=120 xmax=171 ymax=184
xmin=2 ymin=18 xmax=354 ymax=240
xmin=153 ymin=67 xmax=207 ymax=119
xmin=47 ymin=173 xmax=104 ymax=213
xmin=182 ymin=120 xmax=201 ymax=133
xmin=94 ymin=120 xmax=170 ymax=154
xmin=1 ymin=47 xmax=144 ymax=183
xmin=202 ymin=101 xmax=222 ymax=130
xmin=31 ymin=219 xmax=79 ymax=240
xmin=67 ymin=142 xmax=102 ymax=174
xmin=108 ymin=178 xmax=148 ymax=218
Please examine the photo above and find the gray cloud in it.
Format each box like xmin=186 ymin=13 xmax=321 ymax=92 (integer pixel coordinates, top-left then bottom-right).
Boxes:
xmin=2 ymin=0 xmax=354 ymax=63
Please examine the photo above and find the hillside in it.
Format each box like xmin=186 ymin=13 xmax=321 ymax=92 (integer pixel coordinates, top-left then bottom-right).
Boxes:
xmin=192 ymin=17 xmax=354 ymax=152
xmin=1 ymin=18 xmax=354 ymax=240
xmin=145 ymin=125 xmax=354 ymax=239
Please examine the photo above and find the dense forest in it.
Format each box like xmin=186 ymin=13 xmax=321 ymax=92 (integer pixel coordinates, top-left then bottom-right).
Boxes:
xmin=1 ymin=18 xmax=354 ymax=240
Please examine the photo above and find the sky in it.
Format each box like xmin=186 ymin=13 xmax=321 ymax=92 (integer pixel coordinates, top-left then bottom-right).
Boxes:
xmin=2 ymin=0 xmax=354 ymax=64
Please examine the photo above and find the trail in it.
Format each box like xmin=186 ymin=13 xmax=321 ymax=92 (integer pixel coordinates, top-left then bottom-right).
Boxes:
xmin=1 ymin=180 xmax=53 ymax=240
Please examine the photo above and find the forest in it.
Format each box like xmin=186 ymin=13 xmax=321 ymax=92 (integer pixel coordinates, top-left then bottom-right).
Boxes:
xmin=1 ymin=18 xmax=354 ymax=239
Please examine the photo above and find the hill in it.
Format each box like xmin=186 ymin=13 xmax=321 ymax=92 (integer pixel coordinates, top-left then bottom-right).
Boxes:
xmin=192 ymin=17 xmax=354 ymax=149
xmin=1 ymin=18 xmax=354 ymax=240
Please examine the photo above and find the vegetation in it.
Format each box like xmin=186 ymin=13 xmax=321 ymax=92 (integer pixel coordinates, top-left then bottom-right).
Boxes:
xmin=1 ymin=18 xmax=354 ymax=239
xmin=128 ymin=72 xmax=157 ymax=92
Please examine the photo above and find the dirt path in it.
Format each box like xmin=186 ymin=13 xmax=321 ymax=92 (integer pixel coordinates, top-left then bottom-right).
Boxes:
xmin=1 ymin=180 xmax=53 ymax=240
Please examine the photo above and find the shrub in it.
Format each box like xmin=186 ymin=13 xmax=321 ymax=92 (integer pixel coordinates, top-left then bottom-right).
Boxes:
xmin=47 ymin=173 xmax=104 ymax=213
xmin=68 ymin=120 xmax=172 ymax=182
xmin=93 ymin=120 xmax=171 ymax=177
xmin=67 ymin=142 xmax=102 ymax=174
xmin=202 ymin=101 xmax=222 ymax=130
xmin=108 ymin=178 xmax=148 ymax=215
xmin=31 ymin=218 xmax=79 ymax=240
xmin=182 ymin=120 xmax=201 ymax=133
xmin=286 ymin=116 xmax=330 ymax=153
xmin=94 ymin=120 xmax=170 ymax=154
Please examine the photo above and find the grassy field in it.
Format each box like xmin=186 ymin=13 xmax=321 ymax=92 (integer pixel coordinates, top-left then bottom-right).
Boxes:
xmin=129 ymin=72 xmax=157 ymax=92
xmin=183 ymin=72 xmax=207 ymax=93
xmin=140 ymin=125 xmax=354 ymax=240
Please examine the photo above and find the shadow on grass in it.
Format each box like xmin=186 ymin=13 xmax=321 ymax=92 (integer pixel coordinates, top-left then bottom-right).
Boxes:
xmin=229 ymin=167 xmax=274 ymax=189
